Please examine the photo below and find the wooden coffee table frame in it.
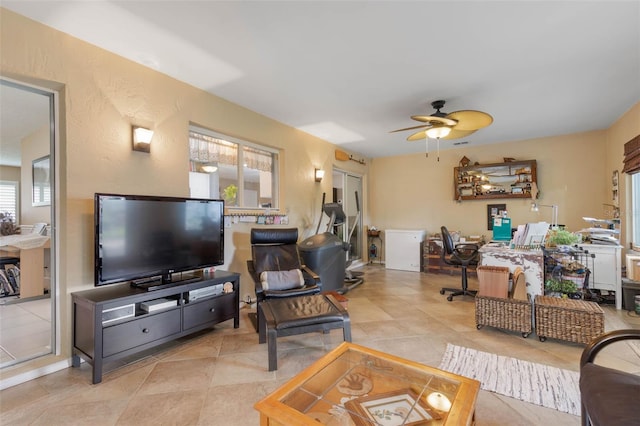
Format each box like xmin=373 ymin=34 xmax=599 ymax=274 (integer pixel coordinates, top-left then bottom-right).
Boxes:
xmin=254 ymin=342 xmax=480 ymax=426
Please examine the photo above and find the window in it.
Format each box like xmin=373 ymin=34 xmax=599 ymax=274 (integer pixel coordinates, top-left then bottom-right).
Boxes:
xmin=633 ymin=173 xmax=640 ymax=250
xmin=188 ymin=127 xmax=279 ymax=209
xmin=0 ymin=180 xmax=19 ymax=224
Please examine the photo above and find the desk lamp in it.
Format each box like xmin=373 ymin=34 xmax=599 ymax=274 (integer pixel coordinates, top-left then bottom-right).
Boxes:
xmin=531 ymin=203 xmax=558 ymax=229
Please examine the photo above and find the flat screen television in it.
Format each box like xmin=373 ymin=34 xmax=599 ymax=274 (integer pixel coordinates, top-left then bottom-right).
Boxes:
xmin=94 ymin=193 xmax=224 ymax=288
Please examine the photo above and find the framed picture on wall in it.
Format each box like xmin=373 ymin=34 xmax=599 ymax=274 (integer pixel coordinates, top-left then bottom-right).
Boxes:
xmin=487 ymin=203 xmax=507 ymax=230
xmin=612 ymin=170 xmax=619 ymax=205
xmin=32 ymin=155 xmax=51 ymax=207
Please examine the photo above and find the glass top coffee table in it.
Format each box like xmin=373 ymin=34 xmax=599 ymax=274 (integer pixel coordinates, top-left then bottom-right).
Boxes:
xmin=255 ymin=342 xmax=480 ymax=425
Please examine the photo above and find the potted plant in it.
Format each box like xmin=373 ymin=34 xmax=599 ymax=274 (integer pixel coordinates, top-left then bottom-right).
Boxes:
xmin=545 ymin=229 xmax=581 ymax=248
xmin=0 ymin=212 xmax=19 ymax=236
xmin=223 ymin=184 xmax=237 ymax=205
xmin=545 ymin=277 xmax=580 ymax=298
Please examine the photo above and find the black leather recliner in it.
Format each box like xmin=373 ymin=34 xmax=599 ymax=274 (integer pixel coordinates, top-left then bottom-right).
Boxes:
xmin=247 ymin=228 xmax=321 ymax=331
xmin=580 ymin=329 xmax=640 ymax=426
xmin=439 ymin=226 xmax=480 ymax=301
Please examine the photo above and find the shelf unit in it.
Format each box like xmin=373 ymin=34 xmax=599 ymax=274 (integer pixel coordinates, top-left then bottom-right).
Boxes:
xmin=454 ymin=160 xmax=537 ymax=200
xmin=71 ymin=270 xmax=240 ymax=384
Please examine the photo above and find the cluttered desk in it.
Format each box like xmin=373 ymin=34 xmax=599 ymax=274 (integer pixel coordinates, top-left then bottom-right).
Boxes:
xmin=483 ymin=214 xmax=623 ymax=308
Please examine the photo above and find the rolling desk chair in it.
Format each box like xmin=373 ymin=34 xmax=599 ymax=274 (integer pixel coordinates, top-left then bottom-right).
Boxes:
xmin=439 ymin=226 xmax=480 ymax=301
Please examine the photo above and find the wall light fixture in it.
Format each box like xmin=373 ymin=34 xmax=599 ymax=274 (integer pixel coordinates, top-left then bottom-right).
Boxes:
xmin=314 ymin=168 xmax=325 ymax=182
xmin=133 ymin=126 xmax=153 ymax=153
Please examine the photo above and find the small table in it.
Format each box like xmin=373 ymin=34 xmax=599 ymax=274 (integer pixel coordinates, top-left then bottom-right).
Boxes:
xmin=255 ymin=342 xmax=480 ymax=425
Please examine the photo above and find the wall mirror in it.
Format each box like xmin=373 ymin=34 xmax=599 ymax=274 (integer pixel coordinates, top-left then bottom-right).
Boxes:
xmin=0 ymin=78 xmax=56 ymax=369
xmin=32 ymin=155 xmax=51 ymax=206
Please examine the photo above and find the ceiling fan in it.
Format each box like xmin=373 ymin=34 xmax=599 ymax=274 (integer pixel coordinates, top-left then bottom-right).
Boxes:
xmin=390 ymin=100 xmax=493 ymax=142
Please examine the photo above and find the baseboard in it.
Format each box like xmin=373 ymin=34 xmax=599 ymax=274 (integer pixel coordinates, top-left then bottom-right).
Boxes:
xmin=0 ymin=357 xmax=72 ymax=390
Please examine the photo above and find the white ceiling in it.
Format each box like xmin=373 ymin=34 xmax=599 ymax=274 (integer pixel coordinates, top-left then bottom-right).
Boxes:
xmin=2 ymin=1 xmax=639 ymax=159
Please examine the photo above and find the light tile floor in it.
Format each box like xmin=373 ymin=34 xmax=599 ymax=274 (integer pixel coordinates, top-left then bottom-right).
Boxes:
xmin=0 ymin=297 xmax=52 ymax=367
xmin=1 ymin=267 xmax=639 ymax=425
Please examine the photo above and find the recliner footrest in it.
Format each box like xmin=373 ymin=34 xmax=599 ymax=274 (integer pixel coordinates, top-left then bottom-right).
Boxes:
xmin=258 ymin=294 xmax=351 ymax=371
xmin=269 ymin=295 xmax=346 ymax=329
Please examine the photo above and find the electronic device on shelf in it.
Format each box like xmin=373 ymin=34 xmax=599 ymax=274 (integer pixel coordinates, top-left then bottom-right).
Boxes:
xmin=94 ymin=193 xmax=225 ymax=289
xmin=188 ymin=284 xmax=224 ymax=301
xmin=101 ymin=303 xmax=135 ymax=325
xmin=140 ymin=298 xmax=178 ymax=312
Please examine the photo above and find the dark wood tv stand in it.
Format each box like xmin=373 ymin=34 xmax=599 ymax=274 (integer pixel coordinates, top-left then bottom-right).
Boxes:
xmin=71 ymin=270 xmax=240 ymax=384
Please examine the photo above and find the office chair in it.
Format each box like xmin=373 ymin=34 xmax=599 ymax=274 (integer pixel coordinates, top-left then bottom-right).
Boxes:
xmin=247 ymin=228 xmax=321 ymax=331
xmin=439 ymin=226 xmax=480 ymax=301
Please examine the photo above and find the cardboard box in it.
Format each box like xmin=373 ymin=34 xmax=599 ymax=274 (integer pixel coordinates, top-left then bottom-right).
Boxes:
xmin=477 ymin=266 xmax=510 ymax=298
xmin=625 ymin=254 xmax=640 ymax=280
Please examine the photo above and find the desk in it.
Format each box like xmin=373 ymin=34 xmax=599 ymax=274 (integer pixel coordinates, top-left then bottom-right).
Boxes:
xmin=0 ymin=234 xmax=50 ymax=299
xmin=479 ymin=244 xmax=544 ymax=298
xmin=255 ymin=342 xmax=480 ymax=426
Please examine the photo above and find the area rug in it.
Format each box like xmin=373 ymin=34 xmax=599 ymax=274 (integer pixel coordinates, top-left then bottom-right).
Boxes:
xmin=438 ymin=343 xmax=580 ymax=416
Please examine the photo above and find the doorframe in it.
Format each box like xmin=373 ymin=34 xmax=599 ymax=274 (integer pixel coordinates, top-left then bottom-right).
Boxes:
xmin=332 ymin=167 xmax=364 ymax=266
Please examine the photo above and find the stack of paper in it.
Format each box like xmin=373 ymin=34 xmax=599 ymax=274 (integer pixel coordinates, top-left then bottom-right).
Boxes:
xmin=579 ymin=217 xmax=620 ymax=245
xmin=512 ymin=222 xmax=550 ymax=247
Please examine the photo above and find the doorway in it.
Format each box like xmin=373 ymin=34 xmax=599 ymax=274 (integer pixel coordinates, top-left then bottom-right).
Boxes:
xmin=332 ymin=169 xmax=363 ymax=266
xmin=0 ymin=79 xmax=56 ymax=368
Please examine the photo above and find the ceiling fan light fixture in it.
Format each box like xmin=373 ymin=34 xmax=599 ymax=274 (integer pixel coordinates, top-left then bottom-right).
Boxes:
xmin=426 ymin=125 xmax=452 ymax=139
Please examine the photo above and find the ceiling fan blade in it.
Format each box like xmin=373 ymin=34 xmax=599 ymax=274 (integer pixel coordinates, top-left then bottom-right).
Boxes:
xmin=410 ymin=115 xmax=457 ymax=126
xmin=389 ymin=124 xmax=429 ymax=133
xmin=442 ymin=128 xmax=477 ymax=140
xmin=446 ymin=110 xmax=493 ymax=131
xmin=407 ymin=130 xmax=428 ymax=141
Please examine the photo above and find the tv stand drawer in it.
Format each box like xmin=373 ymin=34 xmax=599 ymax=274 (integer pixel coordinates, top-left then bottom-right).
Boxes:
xmin=103 ymin=309 xmax=181 ymax=357
xmin=183 ymin=293 xmax=236 ymax=330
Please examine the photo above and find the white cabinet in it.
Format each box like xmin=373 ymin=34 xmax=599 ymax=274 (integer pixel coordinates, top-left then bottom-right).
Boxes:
xmin=577 ymin=244 xmax=623 ymax=309
xmin=385 ymin=230 xmax=426 ymax=272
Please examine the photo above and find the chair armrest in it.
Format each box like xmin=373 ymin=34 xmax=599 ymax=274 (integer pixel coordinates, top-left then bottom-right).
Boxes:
xmin=301 ymin=265 xmax=320 ymax=283
xmin=580 ymin=329 xmax=640 ymax=366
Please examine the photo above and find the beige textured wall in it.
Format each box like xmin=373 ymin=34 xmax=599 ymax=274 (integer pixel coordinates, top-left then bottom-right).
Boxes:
xmin=370 ymin=130 xmax=608 ymax=238
xmin=20 ymin=124 xmax=51 ymax=225
xmin=0 ymin=8 xmax=367 ymax=379
xmin=605 ymin=102 xmax=640 ymax=249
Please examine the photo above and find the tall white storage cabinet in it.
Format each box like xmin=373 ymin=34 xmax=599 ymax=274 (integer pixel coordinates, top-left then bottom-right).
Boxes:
xmin=385 ymin=229 xmax=426 ymax=272
xmin=577 ymin=243 xmax=623 ymax=309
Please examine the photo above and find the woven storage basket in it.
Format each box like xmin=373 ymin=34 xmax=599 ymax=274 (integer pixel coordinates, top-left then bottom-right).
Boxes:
xmin=475 ymin=294 xmax=533 ymax=338
xmin=534 ymin=295 xmax=604 ymax=344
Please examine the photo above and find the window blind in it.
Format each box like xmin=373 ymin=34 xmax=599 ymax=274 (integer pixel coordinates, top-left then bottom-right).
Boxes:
xmin=0 ymin=180 xmax=19 ymax=221
xmin=622 ymin=134 xmax=640 ymax=174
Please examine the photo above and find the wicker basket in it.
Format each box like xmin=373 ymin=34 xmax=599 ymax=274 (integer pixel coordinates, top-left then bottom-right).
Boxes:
xmin=475 ymin=294 xmax=533 ymax=338
xmin=534 ymin=295 xmax=604 ymax=344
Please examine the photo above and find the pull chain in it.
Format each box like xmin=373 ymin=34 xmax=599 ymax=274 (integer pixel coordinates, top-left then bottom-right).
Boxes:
xmin=425 ymin=134 xmax=429 ymax=158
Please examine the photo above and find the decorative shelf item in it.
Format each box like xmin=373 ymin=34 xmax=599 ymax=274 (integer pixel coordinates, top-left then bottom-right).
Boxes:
xmin=454 ymin=159 xmax=537 ymax=201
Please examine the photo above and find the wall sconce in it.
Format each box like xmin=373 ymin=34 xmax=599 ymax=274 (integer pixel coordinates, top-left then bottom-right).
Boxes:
xmin=314 ymin=168 xmax=325 ymax=182
xmin=132 ymin=126 xmax=153 ymax=153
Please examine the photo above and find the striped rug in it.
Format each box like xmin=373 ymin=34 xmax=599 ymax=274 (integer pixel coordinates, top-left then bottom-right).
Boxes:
xmin=438 ymin=343 xmax=580 ymax=416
